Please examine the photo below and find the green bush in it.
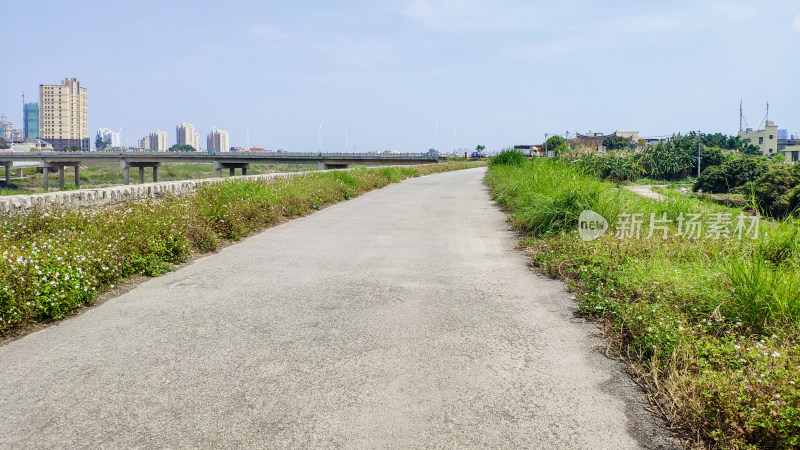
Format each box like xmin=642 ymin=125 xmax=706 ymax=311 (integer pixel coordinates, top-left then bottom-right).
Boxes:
xmin=753 ymin=165 xmax=800 ymax=218
xmin=574 ymin=152 xmax=644 ymax=182
xmin=694 ymin=156 xmax=772 ymax=194
xmin=488 ymin=149 xmax=526 ymax=167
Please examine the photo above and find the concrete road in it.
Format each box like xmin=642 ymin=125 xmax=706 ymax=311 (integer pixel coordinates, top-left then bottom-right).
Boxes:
xmin=624 ymin=184 xmax=667 ymax=201
xmin=0 ymin=167 xmax=675 ymax=449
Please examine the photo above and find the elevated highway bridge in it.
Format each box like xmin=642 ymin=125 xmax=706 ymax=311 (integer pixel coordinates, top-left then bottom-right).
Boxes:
xmin=0 ymin=151 xmax=443 ymax=189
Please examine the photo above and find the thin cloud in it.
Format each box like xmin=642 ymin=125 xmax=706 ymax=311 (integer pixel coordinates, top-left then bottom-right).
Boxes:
xmin=794 ymin=14 xmax=800 ymax=31
xmin=247 ymin=24 xmax=289 ymax=40
xmin=393 ymin=0 xmax=543 ymax=33
xmin=312 ymin=38 xmax=395 ymax=70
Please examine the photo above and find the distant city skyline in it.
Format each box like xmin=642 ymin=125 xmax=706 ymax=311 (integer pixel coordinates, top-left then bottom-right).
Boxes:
xmin=2 ymin=0 xmax=799 ymax=152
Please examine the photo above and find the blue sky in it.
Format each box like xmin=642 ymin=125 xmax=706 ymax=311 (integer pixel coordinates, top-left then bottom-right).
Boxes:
xmin=3 ymin=0 xmax=799 ymax=152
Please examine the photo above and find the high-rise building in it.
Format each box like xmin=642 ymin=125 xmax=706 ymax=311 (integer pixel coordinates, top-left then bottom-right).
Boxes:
xmin=150 ymin=131 xmax=168 ymax=152
xmin=1 ymin=121 xmax=12 ymax=141
xmin=207 ymin=129 xmax=230 ymax=153
xmin=176 ymin=122 xmax=200 ymax=150
xmin=96 ymin=128 xmax=120 ymax=148
xmin=138 ymin=135 xmax=151 ymax=150
xmin=39 ymin=78 xmax=89 ymax=151
xmin=24 ymin=102 xmax=39 ymax=140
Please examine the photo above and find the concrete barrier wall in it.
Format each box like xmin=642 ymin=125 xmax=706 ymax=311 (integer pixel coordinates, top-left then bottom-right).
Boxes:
xmin=0 ymin=171 xmax=308 ymax=214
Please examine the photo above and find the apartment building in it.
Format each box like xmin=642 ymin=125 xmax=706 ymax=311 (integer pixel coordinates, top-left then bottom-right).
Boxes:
xmin=176 ymin=122 xmax=200 ymax=150
xmin=207 ymin=129 xmax=230 ymax=152
xmin=39 ymin=78 xmax=89 ymax=151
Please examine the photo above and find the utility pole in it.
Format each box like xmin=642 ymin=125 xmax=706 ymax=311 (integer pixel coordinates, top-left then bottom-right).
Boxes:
xmin=436 ymin=123 xmax=440 ymax=152
xmin=544 ymin=133 xmax=549 ymax=156
xmin=697 ymin=130 xmax=702 ymax=178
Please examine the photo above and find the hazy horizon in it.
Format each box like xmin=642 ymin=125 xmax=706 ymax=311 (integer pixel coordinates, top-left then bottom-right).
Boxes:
xmin=3 ymin=0 xmax=799 ymax=152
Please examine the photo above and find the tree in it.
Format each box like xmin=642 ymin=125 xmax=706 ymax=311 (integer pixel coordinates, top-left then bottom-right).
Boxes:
xmin=696 ymin=146 xmax=725 ymax=174
xmin=170 ymin=144 xmax=196 ymax=152
xmin=545 ymin=135 xmax=568 ymax=155
xmin=62 ymin=146 xmax=81 ymax=152
xmin=475 ymin=145 xmax=485 ymax=152
xmin=753 ymin=165 xmax=800 ymax=217
xmin=95 ymin=135 xmax=107 ymax=151
xmin=602 ymin=135 xmax=631 ymax=150
xmin=639 ymin=141 xmax=695 ymax=180
xmin=738 ymin=138 xmax=762 ymax=156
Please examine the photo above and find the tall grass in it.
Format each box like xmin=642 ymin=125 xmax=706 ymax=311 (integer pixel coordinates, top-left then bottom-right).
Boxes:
xmin=488 ymin=149 xmax=526 ymax=167
xmin=486 ymin=158 xmax=800 ymax=448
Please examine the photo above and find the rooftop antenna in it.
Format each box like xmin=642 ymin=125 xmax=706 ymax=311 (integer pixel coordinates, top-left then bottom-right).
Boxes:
xmin=757 ymin=100 xmax=769 ymax=130
xmin=740 ymin=101 xmax=750 ymax=131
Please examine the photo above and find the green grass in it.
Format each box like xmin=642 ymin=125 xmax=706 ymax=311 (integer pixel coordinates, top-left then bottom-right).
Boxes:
xmin=485 ymin=158 xmax=800 ymax=449
xmin=629 ymin=177 xmax=696 ymax=187
xmin=0 ymin=161 xmax=484 ymax=338
xmin=0 ymin=162 xmax=319 ymax=196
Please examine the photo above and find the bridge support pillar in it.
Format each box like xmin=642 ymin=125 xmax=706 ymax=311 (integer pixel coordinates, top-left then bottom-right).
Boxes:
xmin=40 ymin=161 xmax=81 ymax=190
xmin=121 ymin=161 xmax=161 ymax=185
xmin=213 ymin=161 xmax=250 ymax=177
xmin=318 ymin=162 xmax=349 ymax=170
xmin=2 ymin=164 xmax=9 ymax=185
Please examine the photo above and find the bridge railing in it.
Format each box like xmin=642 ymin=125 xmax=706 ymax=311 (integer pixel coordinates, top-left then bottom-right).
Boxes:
xmin=0 ymin=151 xmax=438 ymax=160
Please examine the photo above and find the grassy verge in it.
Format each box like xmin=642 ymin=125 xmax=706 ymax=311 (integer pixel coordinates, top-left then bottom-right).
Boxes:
xmin=0 ymin=161 xmax=484 ymax=337
xmin=485 ymin=156 xmax=799 ymax=449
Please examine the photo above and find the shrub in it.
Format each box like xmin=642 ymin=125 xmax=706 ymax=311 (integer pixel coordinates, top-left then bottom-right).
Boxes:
xmin=638 ymin=142 xmax=695 ymax=180
xmin=753 ymin=165 xmax=800 ymax=218
xmin=489 ymin=149 xmax=526 ymax=167
xmin=694 ymin=156 xmax=772 ymax=193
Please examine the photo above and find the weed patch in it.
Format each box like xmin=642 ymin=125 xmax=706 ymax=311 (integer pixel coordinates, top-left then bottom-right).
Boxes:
xmin=487 ymin=158 xmax=800 ymax=448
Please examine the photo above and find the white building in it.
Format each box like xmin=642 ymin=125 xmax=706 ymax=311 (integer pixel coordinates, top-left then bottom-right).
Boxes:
xmin=137 ymin=131 xmax=167 ymax=151
xmin=738 ymin=121 xmax=779 ymax=156
xmin=96 ymin=128 xmax=120 ymax=148
xmin=207 ymin=129 xmax=230 ymax=152
xmin=150 ymin=131 xmax=168 ymax=152
xmin=176 ymin=122 xmax=200 ymax=151
xmin=138 ymin=135 xmax=150 ymax=150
